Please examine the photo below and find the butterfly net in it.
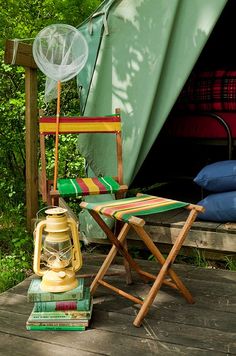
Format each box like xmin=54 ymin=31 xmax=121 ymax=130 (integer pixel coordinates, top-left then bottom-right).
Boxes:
xmin=33 ymin=24 xmax=88 ymax=102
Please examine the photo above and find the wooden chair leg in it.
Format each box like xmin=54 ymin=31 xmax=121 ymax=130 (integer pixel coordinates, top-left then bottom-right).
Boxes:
xmin=132 ymin=208 xmax=199 ymax=327
xmin=132 ymin=226 xmax=194 ymax=304
xmin=49 ymin=189 xmax=59 ymax=206
xmin=89 ymin=210 xmax=149 ymax=282
xmin=122 ymin=238 xmax=133 ymax=285
xmin=90 ymin=223 xmax=131 ymax=294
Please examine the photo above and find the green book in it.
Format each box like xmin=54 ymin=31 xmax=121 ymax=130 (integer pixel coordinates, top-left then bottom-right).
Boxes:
xmin=26 ymin=324 xmax=86 ymax=331
xmin=26 ymin=318 xmax=89 ymax=327
xmin=27 ymin=278 xmax=84 ymax=302
xmin=26 ymin=315 xmax=90 ymax=327
xmin=30 ymin=298 xmax=93 ymax=320
xmin=33 ymin=287 xmax=91 ymax=312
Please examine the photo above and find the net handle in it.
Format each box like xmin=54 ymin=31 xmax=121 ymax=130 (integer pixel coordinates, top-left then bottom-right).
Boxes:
xmin=53 ymin=80 xmax=61 ymax=200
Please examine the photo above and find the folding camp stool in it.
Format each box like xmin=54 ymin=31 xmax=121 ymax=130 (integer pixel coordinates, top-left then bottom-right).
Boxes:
xmin=80 ymin=194 xmax=204 ymax=327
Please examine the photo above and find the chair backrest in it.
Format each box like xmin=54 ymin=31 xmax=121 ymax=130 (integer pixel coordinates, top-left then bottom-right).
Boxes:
xmin=39 ymin=108 xmax=124 ymax=202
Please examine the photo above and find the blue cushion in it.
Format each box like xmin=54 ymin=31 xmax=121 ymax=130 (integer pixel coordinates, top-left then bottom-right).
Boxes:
xmin=194 ymin=160 xmax=236 ymax=192
xmin=197 ymin=191 xmax=236 ymax=222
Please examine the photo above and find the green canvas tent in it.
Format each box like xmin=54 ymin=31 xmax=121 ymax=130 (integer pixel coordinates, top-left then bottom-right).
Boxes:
xmin=76 ymin=0 xmax=227 ymax=239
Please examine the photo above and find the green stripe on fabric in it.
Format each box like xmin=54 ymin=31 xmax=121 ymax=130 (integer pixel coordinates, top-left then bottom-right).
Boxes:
xmin=83 ymin=195 xmax=189 ymax=223
xmin=119 ymin=201 xmax=188 ymax=222
xmin=99 ymin=177 xmax=120 ymax=194
xmin=57 ymin=179 xmax=82 ymax=198
xmin=84 ymin=194 xmax=149 ymax=209
xmin=57 ymin=176 xmax=121 ymax=198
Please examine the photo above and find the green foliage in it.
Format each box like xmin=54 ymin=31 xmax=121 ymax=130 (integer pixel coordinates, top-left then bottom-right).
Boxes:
xmin=0 ymin=0 xmax=102 ymax=210
xmin=147 ymin=249 xmax=236 ymax=271
xmin=0 ymin=51 xmax=26 ymax=209
xmin=225 ymin=256 xmax=236 ymax=271
xmin=0 ymin=256 xmax=26 ymax=293
xmin=192 ymin=249 xmax=209 ymax=268
xmin=0 ymin=0 xmax=102 ymax=45
xmin=0 ymin=0 xmax=102 ymax=292
xmin=44 ymin=134 xmax=86 ymax=179
xmin=39 ymin=81 xmax=87 ymax=185
xmin=0 ymin=204 xmax=33 ymax=292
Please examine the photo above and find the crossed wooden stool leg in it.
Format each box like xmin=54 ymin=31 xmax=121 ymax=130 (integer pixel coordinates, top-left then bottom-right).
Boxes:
xmin=80 ymin=194 xmax=204 ymax=327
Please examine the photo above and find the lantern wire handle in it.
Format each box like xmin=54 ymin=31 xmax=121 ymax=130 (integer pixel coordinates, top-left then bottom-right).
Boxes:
xmin=34 ymin=205 xmax=58 ymax=231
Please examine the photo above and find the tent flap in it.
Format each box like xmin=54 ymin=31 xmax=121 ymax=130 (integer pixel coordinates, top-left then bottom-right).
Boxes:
xmin=77 ymin=0 xmax=116 ymax=113
xmin=76 ymin=0 xmax=227 ymax=239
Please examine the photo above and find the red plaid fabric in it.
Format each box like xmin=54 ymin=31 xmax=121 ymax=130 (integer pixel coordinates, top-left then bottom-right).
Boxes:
xmin=177 ymin=70 xmax=236 ymax=112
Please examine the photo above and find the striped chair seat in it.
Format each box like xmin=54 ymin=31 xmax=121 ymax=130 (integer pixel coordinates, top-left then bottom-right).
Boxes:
xmin=81 ymin=194 xmax=189 ymax=223
xmin=57 ymin=176 xmax=121 ymax=198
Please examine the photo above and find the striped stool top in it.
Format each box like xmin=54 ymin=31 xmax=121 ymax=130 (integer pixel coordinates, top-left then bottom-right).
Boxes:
xmin=57 ymin=177 xmax=121 ymax=198
xmin=80 ymin=194 xmax=189 ymax=223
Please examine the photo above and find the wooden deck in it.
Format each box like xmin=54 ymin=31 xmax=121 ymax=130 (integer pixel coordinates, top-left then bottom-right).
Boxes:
xmin=0 ymin=254 xmax=236 ymax=355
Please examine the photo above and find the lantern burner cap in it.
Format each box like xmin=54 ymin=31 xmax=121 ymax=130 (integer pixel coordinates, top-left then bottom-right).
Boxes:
xmin=45 ymin=207 xmax=67 ymax=216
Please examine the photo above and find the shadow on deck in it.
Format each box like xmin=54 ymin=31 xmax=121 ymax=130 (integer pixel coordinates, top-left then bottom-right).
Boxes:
xmin=0 ymin=254 xmax=236 ymax=355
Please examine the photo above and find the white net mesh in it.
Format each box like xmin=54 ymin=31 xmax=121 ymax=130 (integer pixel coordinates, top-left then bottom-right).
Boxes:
xmin=33 ymin=24 xmax=88 ymax=101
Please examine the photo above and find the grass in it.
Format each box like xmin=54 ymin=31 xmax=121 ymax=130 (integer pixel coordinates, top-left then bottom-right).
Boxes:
xmin=0 ymin=207 xmax=33 ymax=293
xmin=0 ymin=255 xmax=30 ymax=293
xmin=225 ymin=255 xmax=236 ymax=271
xmin=180 ymin=249 xmax=236 ymax=271
xmin=135 ymin=247 xmax=236 ymax=271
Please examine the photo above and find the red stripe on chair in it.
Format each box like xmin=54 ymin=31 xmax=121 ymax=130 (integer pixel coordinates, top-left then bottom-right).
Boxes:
xmin=81 ymin=195 xmax=189 ymax=223
xmin=76 ymin=178 xmax=90 ymax=195
xmin=91 ymin=177 xmax=108 ymax=193
xmin=39 ymin=116 xmax=120 ymax=123
xmin=100 ymin=196 xmax=167 ymax=215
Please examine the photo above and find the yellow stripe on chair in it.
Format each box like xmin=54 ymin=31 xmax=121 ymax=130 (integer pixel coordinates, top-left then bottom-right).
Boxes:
xmin=39 ymin=117 xmax=121 ymax=134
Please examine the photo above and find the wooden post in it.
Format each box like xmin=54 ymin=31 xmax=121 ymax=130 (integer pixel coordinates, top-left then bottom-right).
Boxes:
xmin=4 ymin=40 xmax=38 ymax=231
xmin=25 ymin=67 xmax=38 ymax=230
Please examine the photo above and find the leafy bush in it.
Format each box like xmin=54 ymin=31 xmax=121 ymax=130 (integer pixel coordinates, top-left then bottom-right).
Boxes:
xmin=0 ymin=52 xmax=26 ymax=210
xmin=0 ymin=255 xmax=29 ymax=293
xmin=0 ymin=0 xmax=102 ymax=292
xmin=0 ymin=203 xmax=33 ymax=292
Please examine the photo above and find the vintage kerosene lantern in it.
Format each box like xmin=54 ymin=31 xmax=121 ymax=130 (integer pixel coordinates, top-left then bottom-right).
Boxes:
xmin=33 ymin=207 xmax=82 ymax=292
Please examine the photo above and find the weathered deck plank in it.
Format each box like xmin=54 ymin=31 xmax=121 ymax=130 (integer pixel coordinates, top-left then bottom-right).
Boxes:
xmin=0 ymin=254 xmax=235 ymax=355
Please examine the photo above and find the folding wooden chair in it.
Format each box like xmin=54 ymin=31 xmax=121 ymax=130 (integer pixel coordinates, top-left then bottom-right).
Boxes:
xmin=80 ymin=193 xmax=204 ymax=327
xmin=39 ymin=108 xmax=132 ymax=283
xmin=39 ymin=108 xmax=128 ymax=205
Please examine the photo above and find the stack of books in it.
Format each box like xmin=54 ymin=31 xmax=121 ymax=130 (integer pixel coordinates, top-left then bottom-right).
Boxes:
xmin=26 ymin=278 xmax=92 ymax=331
